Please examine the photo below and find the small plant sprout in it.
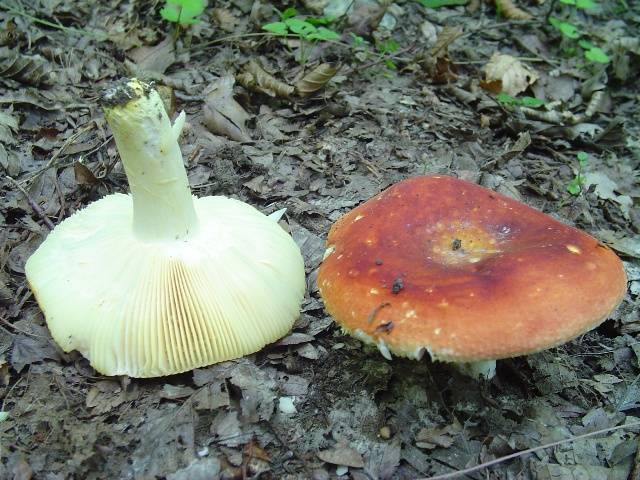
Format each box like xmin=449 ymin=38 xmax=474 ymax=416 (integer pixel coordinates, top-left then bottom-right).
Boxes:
xmin=160 ymin=0 xmax=206 ymax=26
xmin=549 ymin=1 xmax=610 ymax=64
xmin=567 ymin=151 xmax=589 ymax=195
xmin=262 ymin=8 xmax=340 ymax=66
xmin=25 ymin=79 xmax=306 ymax=378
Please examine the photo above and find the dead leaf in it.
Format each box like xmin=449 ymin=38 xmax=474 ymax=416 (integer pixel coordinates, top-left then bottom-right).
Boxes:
xmin=212 ymin=8 xmax=238 ymax=32
xmin=318 ymin=441 xmax=365 ymax=468
xmin=0 ymin=48 xmax=55 ymax=86
xmin=10 ymin=326 xmax=61 ymax=372
xmin=237 ymin=60 xmax=295 ymax=98
xmin=583 ymin=172 xmax=633 ymax=217
xmin=415 ymin=423 xmax=461 ymax=450
xmin=203 ymin=76 xmax=251 ymax=142
xmin=482 ymin=52 xmax=539 ymax=96
xmin=295 ymin=63 xmax=339 ymax=97
xmin=74 ymin=161 xmax=100 ymax=185
xmin=127 ymin=37 xmax=176 ymax=74
xmin=494 ymin=0 xmax=532 ymax=19
xmin=418 ymin=26 xmax=463 ymax=83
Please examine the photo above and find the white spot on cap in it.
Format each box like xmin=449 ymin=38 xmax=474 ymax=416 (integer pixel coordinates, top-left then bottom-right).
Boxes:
xmin=354 ymin=215 xmax=364 ymax=221
xmin=566 ymin=244 xmax=581 ymax=254
xmin=369 ymin=288 xmax=379 ymax=295
xmin=405 ymin=310 xmax=417 ymax=318
xmin=434 ymin=328 xmax=442 ymax=335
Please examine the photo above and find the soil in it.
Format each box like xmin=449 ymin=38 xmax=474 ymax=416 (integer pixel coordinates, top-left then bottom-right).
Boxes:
xmin=1 ymin=1 xmax=639 ymax=479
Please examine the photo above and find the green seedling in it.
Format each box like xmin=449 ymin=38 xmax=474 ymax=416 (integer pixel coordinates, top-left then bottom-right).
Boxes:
xmin=559 ymin=0 xmax=597 ymax=9
xmin=567 ymin=151 xmax=588 ymax=195
xmin=417 ymin=0 xmax=468 ymax=8
xmin=376 ymin=38 xmax=400 ymax=70
xmin=160 ymin=0 xmax=205 ymax=25
xmin=548 ymin=1 xmax=609 ymax=65
xmin=262 ymin=8 xmax=340 ymax=42
xmin=262 ymin=8 xmax=340 ymax=65
xmin=496 ymin=93 xmax=546 ymax=108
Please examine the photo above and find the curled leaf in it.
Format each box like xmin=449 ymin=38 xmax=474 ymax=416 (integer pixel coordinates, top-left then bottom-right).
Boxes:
xmin=0 ymin=50 xmax=55 ymax=86
xmin=237 ymin=60 xmax=295 ymax=98
xmin=495 ymin=0 xmax=532 ymax=20
xmin=295 ymin=63 xmax=339 ymax=97
xmin=203 ymin=76 xmax=251 ymax=142
xmin=482 ymin=52 xmax=538 ymax=96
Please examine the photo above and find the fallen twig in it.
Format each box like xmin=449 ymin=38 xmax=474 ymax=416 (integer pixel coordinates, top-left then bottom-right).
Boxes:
xmin=6 ymin=176 xmax=55 ymax=231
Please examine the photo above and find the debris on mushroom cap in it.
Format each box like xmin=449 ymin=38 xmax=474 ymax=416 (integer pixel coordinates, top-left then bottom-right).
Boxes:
xmin=318 ymin=176 xmax=627 ymax=368
xmin=25 ymin=79 xmax=306 ymax=378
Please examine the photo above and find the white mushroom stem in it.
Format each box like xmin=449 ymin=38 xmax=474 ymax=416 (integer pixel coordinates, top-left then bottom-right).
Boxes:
xmin=457 ymin=360 xmax=497 ymax=379
xmin=103 ymin=79 xmax=199 ymax=241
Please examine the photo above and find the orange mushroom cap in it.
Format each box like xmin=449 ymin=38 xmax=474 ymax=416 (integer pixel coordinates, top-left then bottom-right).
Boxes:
xmin=318 ymin=176 xmax=627 ymax=363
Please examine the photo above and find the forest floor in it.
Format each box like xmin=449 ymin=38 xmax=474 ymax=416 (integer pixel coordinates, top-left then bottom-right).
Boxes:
xmin=0 ymin=0 xmax=639 ymax=479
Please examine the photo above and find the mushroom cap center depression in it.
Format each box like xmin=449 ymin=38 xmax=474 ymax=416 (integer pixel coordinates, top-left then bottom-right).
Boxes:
xmin=427 ymin=221 xmax=502 ymax=266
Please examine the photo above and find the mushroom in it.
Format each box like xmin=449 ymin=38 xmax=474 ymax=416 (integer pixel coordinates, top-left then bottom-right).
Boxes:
xmin=25 ymin=79 xmax=306 ymax=377
xmin=318 ymin=176 xmax=627 ymax=378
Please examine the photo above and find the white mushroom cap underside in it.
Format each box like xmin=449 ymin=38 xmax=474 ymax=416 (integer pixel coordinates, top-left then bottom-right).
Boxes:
xmin=25 ymin=193 xmax=306 ymax=377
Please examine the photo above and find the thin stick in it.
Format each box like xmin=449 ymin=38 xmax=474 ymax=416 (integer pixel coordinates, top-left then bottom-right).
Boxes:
xmin=419 ymin=421 xmax=640 ymax=480
xmin=6 ymin=177 xmax=55 ymax=231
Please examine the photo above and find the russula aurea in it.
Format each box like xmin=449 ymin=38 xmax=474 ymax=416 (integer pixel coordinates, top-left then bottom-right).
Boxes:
xmin=318 ymin=176 xmax=627 ymax=378
xmin=25 ymin=79 xmax=306 ymax=378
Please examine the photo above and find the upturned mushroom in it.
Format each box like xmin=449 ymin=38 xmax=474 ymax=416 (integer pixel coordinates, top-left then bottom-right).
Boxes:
xmin=25 ymin=79 xmax=306 ymax=378
xmin=318 ymin=176 xmax=627 ymax=378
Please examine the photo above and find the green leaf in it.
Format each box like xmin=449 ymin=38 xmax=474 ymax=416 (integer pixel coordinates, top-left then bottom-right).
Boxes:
xmin=549 ymin=17 xmax=581 ymax=39
xmin=350 ymin=32 xmax=366 ymax=47
xmin=567 ymin=178 xmax=582 ymax=195
xmin=496 ymin=92 xmax=519 ymax=105
xmin=521 ymin=96 xmax=545 ymax=108
xmin=384 ymin=59 xmax=397 ymax=70
xmin=585 ymin=47 xmax=609 ymax=63
xmin=576 ymin=0 xmax=597 ymax=9
xmin=306 ymin=16 xmax=333 ymax=25
xmin=576 ymin=151 xmax=588 ymax=165
xmin=281 ymin=7 xmax=298 ymax=19
xmin=308 ymin=27 xmax=340 ymax=41
xmin=377 ymin=39 xmax=400 ymax=54
xmin=160 ymin=0 xmax=205 ymax=24
xmin=578 ymin=39 xmax=595 ymax=49
xmin=284 ymin=18 xmax=317 ymax=38
xmin=418 ymin=0 xmax=467 ymax=7
xmin=263 ymin=22 xmax=288 ymax=35
xmin=160 ymin=5 xmax=180 ymax=22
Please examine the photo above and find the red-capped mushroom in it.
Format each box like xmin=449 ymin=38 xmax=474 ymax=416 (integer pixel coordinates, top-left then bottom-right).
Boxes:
xmin=318 ymin=176 xmax=627 ymax=378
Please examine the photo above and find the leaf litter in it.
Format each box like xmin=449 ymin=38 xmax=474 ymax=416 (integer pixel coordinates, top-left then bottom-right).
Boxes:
xmin=0 ymin=0 xmax=639 ymax=478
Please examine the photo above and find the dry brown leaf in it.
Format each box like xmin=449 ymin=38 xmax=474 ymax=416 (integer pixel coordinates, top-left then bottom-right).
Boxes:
xmin=0 ymin=49 xmax=55 ymax=86
xmin=212 ymin=8 xmax=238 ymax=32
xmin=482 ymin=52 xmax=538 ymax=96
xmin=237 ymin=60 xmax=295 ymax=98
xmin=127 ymin=37 xmax=176 ymax=74
xmin=495 ymin=0 xmax=533 ymax=19
xmin=203 ymin=75 xmax=251 ymax=142
xmin=418 ymin=26 xmax=463 ymax=83
xmin=74 ymin=161 xmax=100 ymax=185
xmin=415 ymin=422 xmax=462 ymax=450
xmin=317 ymin=441 xmax=365 ymax=468
xmin=295 ymin=63 xmax=339 ymax=97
